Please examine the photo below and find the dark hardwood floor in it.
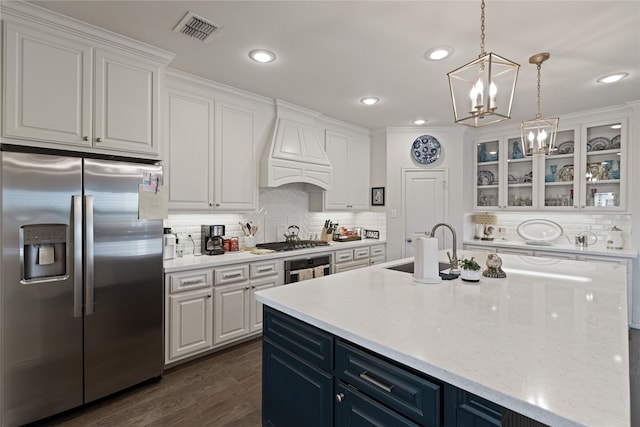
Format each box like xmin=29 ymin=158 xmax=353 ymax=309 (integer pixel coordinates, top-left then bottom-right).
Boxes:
xmin=32 ymin=338 xmax=262 ymax=427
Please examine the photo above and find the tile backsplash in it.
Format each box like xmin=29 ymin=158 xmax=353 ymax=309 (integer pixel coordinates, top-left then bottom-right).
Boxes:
xmin=465 ymin=211 xmax=633 ymax=249
xmin=165 ymin=183 xmax=386 ymax=255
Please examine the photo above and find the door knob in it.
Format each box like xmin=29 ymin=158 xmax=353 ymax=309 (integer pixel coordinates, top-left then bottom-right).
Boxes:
xmin=335 ymin=392 xmax=345 ymax=403
xmin=406 ymin=238 xmax=412 ymax=243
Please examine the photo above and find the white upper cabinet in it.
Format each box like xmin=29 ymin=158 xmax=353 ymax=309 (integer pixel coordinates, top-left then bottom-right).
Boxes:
xmin=311 ymin=130 xmax=370 ymax=211
xmin=1 ymin=3 xmax=173 ymax=158
xmin=4 ymin=22 xmax=92 ymax=147
xmin=164 ymin=74 xmax=258 ymax=212
xmin=214 ymin=102 xmax=257 ymax=211
xmin=165 ymin=88 xmax=214 ymax=210
xmin=473 ymin=112 xmax=629 ymax=212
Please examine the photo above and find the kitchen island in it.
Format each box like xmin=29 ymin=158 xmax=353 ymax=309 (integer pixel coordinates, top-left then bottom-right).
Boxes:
xmin=255 ymin=250 xmax=630 ymax=426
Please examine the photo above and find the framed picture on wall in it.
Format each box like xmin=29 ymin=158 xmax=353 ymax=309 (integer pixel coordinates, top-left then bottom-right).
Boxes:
xmin=371 ymin=187 xmax=385 ymax=206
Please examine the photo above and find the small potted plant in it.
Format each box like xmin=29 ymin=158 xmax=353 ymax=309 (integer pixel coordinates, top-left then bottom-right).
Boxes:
xmin=460 ymin=257 xmax=482 ymax=282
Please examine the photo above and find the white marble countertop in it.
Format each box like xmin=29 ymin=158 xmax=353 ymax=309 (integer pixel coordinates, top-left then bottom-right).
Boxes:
xmin=255 ymin=250 xmax=630 ymax=426
xmin=163 ymin=239 xmax=386 ymax=273
xmin=463 ymin=238 xmax=638 ymax=259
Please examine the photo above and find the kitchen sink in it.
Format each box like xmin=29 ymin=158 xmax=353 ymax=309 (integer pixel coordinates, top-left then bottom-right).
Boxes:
xmin=386 ymin=262 xmax=450 ymax=274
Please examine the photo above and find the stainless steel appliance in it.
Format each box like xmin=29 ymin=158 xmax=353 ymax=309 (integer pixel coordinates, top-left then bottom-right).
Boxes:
xmin=1 ymin=147 xmax=164 ymax=427
xmin=257 ymin=240 xmax=329 ymax=252
xmin=284 ymin=254 xmax=332 ymax=284
xmin=201 ymin=225 xmax=225 ymax=255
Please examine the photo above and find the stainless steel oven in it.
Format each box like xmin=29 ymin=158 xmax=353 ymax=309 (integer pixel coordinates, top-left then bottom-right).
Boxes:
xmin=284 ymin=254 xmax=332 ymax=284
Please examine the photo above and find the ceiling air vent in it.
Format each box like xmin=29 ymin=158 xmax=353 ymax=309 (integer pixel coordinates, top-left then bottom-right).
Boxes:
xmin=173 ymin=11 xmax=222 ymax=43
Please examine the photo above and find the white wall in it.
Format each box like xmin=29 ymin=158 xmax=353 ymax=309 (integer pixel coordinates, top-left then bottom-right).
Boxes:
xmin=383 ymin=126 xmax=467 ymax=261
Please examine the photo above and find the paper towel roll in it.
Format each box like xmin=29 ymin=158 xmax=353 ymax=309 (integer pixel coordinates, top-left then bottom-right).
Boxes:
xmin=413 ymin=237 xmax=441 ymax=284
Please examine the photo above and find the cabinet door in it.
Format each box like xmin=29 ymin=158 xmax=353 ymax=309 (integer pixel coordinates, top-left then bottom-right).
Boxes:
xmin=165 ymin=89 xmax=214 ymax=210
xmin=214 ymin=102 xmax=257 ymax=210
xmin=249 ymin=278 xmax=276 ymax=333
xmin=335 ymin=382 xmax=421 ymax=427
xmin=263 ymin=338 xmax=333 ymax=427
xmin=347 ymin=137 xmax=371 ymax=210
xmin=324 ymin=131 xmax=350 ymax=209
xmin=474 ymin=139 xmax=502 ymax=209
xmin=444 ymin=385 xmax=502 ymax=427
xmin=579 ymin=119 xmax=627 ymax=211
xmin=4 ymin=22 xmax=92 ymax=146
xmin=505 ymin=136 xmax=535 ymax=209
xmin=94 ymin=50 xmax=160 ymax=155
xmin=213 ymin=282 xmax=250 ymax=345
xmin=540 ymin=128 xmax=578 ymax=209
xmin=167 ymin=289 xmax=213 ymax=362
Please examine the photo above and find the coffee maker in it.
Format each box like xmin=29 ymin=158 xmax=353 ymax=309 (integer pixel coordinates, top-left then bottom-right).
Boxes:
xmin=201 ymin=225 xmax=225 ymax=255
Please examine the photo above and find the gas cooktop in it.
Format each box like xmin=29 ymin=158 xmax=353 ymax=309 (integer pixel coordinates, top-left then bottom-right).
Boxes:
xmin=256 ymin=240 xmax=329 ymax=252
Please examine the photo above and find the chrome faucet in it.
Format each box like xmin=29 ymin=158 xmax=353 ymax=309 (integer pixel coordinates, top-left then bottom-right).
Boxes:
xmin=429 ymin=223 xmax=460 ymax=272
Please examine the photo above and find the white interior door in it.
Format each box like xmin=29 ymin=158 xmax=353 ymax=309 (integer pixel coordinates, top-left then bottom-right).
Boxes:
xmin=404 ymin=170 xmax=446 ymax=257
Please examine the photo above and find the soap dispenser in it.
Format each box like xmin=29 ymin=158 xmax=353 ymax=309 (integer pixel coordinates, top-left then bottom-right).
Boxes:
xmin=606 ymin=226 xmax=624 ymax=249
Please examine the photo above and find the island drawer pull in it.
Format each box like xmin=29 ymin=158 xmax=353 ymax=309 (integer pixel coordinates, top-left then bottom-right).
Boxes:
xmin=359 ymin=371 xmax=394 ymax=393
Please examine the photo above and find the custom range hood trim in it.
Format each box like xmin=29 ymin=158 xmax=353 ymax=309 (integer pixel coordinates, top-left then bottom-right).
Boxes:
xmin=260 ymin=99 xmax=332 ymax=190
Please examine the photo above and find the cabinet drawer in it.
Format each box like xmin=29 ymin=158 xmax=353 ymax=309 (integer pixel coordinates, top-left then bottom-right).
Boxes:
xmin=370 ymin=244 xmax=386 ymax=257
xmin=250 ymin=260 xmax=281 ymax=279
xmin=353 ymin=247 xmax=370 ymax=260
xmin=215 ymin=264 xmax=249 ymax=285
xmin=335 ymin=382 xmax=420 ymax=427
xmin=370 ymin=255 xmax=386 ymax=266
xmin=334 ymin=249 xmax=354 ymax=264
xmin=336 ymin=340 xmax=441 ymax=427
xmin=167 ymin=269 xmax=213 ymax=293
xmin=264 ymin=307 xmax=333 ymax=371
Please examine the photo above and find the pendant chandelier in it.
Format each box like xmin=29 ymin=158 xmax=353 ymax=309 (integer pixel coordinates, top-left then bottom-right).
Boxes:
xmin=447 ymin=0 xmax=519 ymax=127
xmin=520 ymin=53 xmax=559 ymax=156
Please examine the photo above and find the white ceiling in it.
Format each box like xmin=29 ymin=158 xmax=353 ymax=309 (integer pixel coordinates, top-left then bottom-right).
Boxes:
xmin=28 ymin=0 xmax=640 ymax=130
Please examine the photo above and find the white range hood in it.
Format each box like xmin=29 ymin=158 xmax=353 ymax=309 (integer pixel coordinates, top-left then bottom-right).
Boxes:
xmin=260 ymin=99 xmax=332 ymax=190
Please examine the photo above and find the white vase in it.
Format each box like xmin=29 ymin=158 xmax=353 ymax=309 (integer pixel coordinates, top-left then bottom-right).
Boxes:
xmin=460 ymin=269 xmax=482 ymax=282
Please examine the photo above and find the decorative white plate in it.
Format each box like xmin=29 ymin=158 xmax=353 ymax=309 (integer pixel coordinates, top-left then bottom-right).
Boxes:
xmin=477 ymin=170 xmax=495 ymax=185
xmin=556 ymin=141 xmax=574 ymax=154
xmin=411 ymin=135 xmax=441 ymax=164
xmin=589 ymin=136 xmax=610 ymax=151
xmin=610 ymin=135 xmax=621 ymax=149
xmin=517 ymin=219 xmax=564 ymax=243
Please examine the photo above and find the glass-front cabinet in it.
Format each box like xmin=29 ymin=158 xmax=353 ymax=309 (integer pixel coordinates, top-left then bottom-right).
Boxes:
xmin=579 ymin=120 xmax=626 ymax=210
xmin=474 ymin=139 xmax=500 ymax=208
xmin=473 ymin=117 xmax=627 ymax=212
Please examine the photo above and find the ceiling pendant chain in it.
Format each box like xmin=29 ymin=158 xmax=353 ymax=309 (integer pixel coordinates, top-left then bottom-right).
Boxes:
xmin=536 ymin=63 xmax=542 ymax=119
xmin=479 ymin=0 xmax=486 ymax=57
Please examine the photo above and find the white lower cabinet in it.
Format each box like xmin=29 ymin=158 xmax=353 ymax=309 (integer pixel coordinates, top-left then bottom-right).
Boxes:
xmin=213 ymin=261 xmax=282 ymax=346
xmin=165 ymin=268 xmax=214 ymax=364
xmin=168 ymin=290 xmax=213 ymax=362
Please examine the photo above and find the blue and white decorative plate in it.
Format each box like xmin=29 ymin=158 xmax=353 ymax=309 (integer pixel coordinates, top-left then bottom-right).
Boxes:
xmin=411 ymin=135 xmax=441 ymax=164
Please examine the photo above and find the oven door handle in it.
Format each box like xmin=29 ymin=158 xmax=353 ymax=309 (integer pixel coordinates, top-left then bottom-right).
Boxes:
xmin=288 ymin=264 xmax=330 ymax=276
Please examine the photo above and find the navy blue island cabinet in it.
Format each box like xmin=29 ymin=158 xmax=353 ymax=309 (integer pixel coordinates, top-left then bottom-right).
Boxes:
xmin=262 ymin=307 xmax=545 ymax=427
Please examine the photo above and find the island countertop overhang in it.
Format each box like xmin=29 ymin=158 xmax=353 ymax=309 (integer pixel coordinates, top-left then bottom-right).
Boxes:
xmin=255 ymin=250 xmax=630 ymax=426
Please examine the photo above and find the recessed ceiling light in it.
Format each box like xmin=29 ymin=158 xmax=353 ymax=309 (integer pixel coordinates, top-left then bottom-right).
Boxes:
xmin=596 ymin=72 xmax=628 ymax=84
xmin=425 ymin=47 xmax=453 ymax=61
xmin=360 ymin=97 xmax=379 ymax=106
xmin=412 ymin=119 xmax=427 ymax=125
xmin=611 ymin=124 xmax=622 ymax=129
xmin=249 ymin=49 xmax=276 ymax=63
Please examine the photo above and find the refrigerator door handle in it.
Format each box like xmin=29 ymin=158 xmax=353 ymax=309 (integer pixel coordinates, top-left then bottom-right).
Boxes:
xmin=72 ymin=195 xmax=83 ymax=318
xmin=85 ymin=195 xmax=95 ymax=315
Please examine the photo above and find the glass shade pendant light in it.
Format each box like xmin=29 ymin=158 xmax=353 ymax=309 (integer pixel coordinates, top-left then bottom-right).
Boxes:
xmin=447 ymin=0 xmax=520 ymax=127
xmin=520 ymin=53 xmax=559 ymax=155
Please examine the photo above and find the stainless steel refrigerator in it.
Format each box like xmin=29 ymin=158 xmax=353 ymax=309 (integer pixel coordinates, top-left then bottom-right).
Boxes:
xmin=1 ymin=147 xmax=164 ymax=426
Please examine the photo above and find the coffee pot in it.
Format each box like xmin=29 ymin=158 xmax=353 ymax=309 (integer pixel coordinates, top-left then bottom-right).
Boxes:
xmin=606 ymin=226 xmax=624 ymax=249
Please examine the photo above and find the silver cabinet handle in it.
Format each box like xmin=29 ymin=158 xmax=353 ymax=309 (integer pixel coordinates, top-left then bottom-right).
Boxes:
xmin=82 ymin=136 xmax=89 ymax=141
xmin=181 ymin=279 xmax=205 ymax=285
xmin=257 ymin=267 xmax=274 ymax=273
xmin=359 ymin=371 xmax=394 ymax=393
xmin=84 ymin=195 xmax=95 ymax=315
xmin=207 ymin=294 xmax=212 ymax=298
xmin=72 ymin=195 xmax=83 ymax=318
xmin=95 ymin=137 xmax=102 ymax=142
xmin=223 ymin=272 xmax=242 ymax=279
xmin=406 ymin=238 xmax=412 ymax=243
xmin=335 ymin=393 xmax=345 ymax=403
